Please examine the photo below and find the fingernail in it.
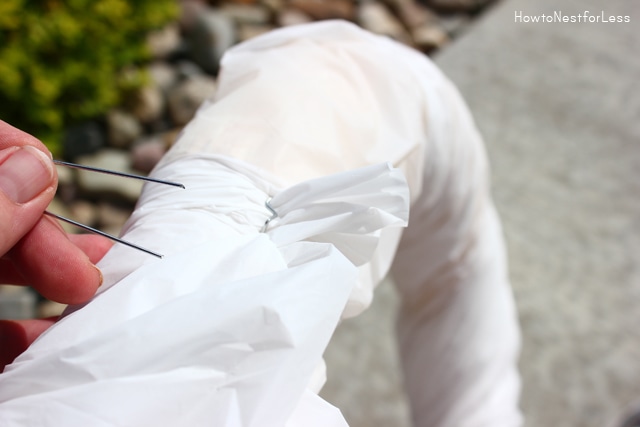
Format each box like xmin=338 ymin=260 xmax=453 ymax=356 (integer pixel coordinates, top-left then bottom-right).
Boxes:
xmin=94 ymin=265 xmax=104 ymax=288
xmin=0 ymin=146 xmax=54 ymax=203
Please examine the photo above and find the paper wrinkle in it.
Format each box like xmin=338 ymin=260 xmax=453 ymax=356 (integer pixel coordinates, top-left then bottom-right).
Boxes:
xmin=266 ymin=162 xmax=409 ymax=266
xmin=2 ymin=243 xmax=358 ymax=427
xmin=0 ymin=152 xmax=410 ymax=427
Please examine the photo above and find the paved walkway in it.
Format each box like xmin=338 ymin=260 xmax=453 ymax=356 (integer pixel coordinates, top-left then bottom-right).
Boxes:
xmin=322 ymin=1 xmax=640 ymax=426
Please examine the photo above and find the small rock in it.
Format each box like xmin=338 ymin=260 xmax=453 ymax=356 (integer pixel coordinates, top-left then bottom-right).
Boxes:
xmin=358 ymin=2 xmax=412 ymax=45
xmin=185 ymin=10 xmax=236 ymax=75
xmin=69 ymin=200 xmax=98 ymax=228
xmin=54 ymin=164 xmax=76 ymax=203
xmin=148 ymin=62 xmax=179 ymax=95
xmin=162 ymin=128 xmax=184 ymax=147
xmin=175 ymin=60 xmax=206 ymax=80
xmin=394 ymin=0 xmax=439 ymax=29
xmin=106 ymin=109 xmax=143 ymax=149
xmin=0 ymin=286 xmax=36 ymax=320
xmin=374 ymin=0 xmax=402 ymax=8
xmin=37 ymin=300 xmax=67 ymax=318
xmin=47 ymin=198 xmax=75 ymax=233
xmin=425 ymin=0 xmax=490 ymax=13
xmin=168 ymin=75 xmax=217 ymax=126
xmin=55 ymin=162 xmax=74 ymax=187
xmin=75 ymin=150 xmax=144 ymax=202
xmin=289 ymin=0 xmax=355 ymax=20
xmin=131 ymin=136 xmax=168 ymax=174
xmin=261 ymin=0 xmax=285 ymax=13
xmin=238 ymin=23 xmax=275 ymax=42
xmin=411 ymin=22 xmax=449 ymax=51
xmin=146 ymin=23 xmax=182 ymax=60
xmin=127 ymin=84 xmax=165 ymax=124
xmin=62 ymin=121 xmax=106 ymax=161
xmin=97 ymin=202 xmax=132 ymax=230
xmin=179 ymin=0 xmax=209 ymax=32
xmin=144 ymin=117 xmax=173 ymax=136
xmin=220 ymin=4 xmax=271 ymax=24
xmin=277 ymin=8 xmax=313 ymax=26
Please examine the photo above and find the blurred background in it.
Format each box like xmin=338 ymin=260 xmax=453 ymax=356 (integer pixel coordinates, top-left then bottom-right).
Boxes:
xmin=1 ymin=0 xmax=639 ymax=426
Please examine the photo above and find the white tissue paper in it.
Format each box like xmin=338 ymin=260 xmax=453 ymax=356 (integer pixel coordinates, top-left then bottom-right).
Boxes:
xmin=0 ymin=154 xmax=409 ymax=426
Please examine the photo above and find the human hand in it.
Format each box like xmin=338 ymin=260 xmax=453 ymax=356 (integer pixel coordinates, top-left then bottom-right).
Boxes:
xmin=0 ymin=120 xmax=113 ymax=371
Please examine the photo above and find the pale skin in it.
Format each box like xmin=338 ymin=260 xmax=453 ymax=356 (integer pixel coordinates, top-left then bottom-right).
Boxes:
xmin=0 ymin=120 xmax=112 ymax=371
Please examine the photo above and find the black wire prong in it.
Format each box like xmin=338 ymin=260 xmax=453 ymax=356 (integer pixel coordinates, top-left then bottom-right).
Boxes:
xmin=44 ymin=211 xmax=164 ymax=259
xmin=53 ymin=160 xmax=185 ymax=189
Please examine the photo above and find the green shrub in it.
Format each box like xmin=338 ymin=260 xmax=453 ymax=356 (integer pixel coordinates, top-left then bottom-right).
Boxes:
xmin=0 ymin=0 xmax=178 ymax=154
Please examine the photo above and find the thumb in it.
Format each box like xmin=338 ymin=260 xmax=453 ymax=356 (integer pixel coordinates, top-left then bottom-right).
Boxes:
xmin=0 ymin=145 xmax=57 ymax=256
